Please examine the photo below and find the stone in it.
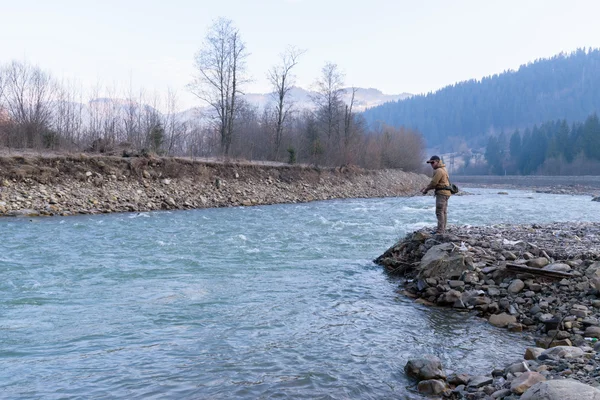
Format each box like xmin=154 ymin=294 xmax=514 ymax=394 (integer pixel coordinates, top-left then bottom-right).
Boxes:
xmin=586 ymin=262 xmax=600 ymax=278
xmin=438 ymin=289 xmax=462 ymax=304
xmin=508 ymin=322 xmax=524 ymax=332
xmin=418 ymin=243 xmax=467 ymax=280
xmin=417 ymin=379 xmax=447 ymax=395
xmin=489 ymin=313 xmax=517 ymax=328
xmin=505 ymin=361 xmax=530 ymax=374
xmin=467 ymin=375 xmax=494 ymax=388
xmin=540 ymin=346 xmax=584 ymax=359
xmin=492 ymin=388 xmax=512 ymax=399
xmin=502 ymin=250 xmax=517 ymax=260
xmin=527 ymin=257 xmax=550 ymax=268
xmin=524 ymin=347 xmax=545 ymax=360
xmin=511 ymin=371 xmax=546 ymax=394
xmin=404 ymin=356 xmax=446 ymax=381
xmin=571 ymin=304 xmax=590 ymax=318
xmin=448 ymin=280 xmax=465 ymax=288
xmin=584 ymin=326 xmax=600 ymax=339
xmin=508 ymin=279 xmax=525 ymax=294
xmin=542 ymin=263 xmax=572 ymax=273
xmin=447 ymin=373 xmax=470 ymax=385
xmin=591 ymin=276 xmax=600 ymax=292
xmin=528 ymin=282 xmax=543 ymax=291
xmin=520 ymin=379 xmax=600 ymax=400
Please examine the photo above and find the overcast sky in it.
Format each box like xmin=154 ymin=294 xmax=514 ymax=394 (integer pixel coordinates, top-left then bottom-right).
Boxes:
xmin=2 ymin=0 xmax=600 ymax=110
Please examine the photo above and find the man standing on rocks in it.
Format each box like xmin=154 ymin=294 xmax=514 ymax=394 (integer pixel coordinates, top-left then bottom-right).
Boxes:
xmin=421 ymin=155 xmax=452 ymax=234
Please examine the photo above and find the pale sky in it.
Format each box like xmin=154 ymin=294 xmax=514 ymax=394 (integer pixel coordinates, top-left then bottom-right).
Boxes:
xmin=2 ymin=0 xmax=600 ymax=111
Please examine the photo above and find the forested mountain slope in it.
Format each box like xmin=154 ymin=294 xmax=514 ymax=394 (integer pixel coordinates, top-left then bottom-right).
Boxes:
xmin=362 ymin=48 xmax=600 ymax=147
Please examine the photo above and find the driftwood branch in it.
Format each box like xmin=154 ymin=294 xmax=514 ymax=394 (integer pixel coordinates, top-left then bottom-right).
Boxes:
xmin=378 ymin=257 xmax=417 ymax=274
xmin=505 ymin=263 xmax=572 ymax=279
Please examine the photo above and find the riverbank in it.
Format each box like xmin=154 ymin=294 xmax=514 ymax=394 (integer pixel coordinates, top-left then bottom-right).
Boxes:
xmin=454 ymin=175 xmax=600 ymax=197
xmin=0 ymin=154 xmax=429 ymax=217
xmin=377 ymin=223 xmax=600 ymax=398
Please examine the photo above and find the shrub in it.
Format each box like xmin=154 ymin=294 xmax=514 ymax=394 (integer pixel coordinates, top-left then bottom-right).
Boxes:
xmin=287 ymin=147 xmax=296 ymax=164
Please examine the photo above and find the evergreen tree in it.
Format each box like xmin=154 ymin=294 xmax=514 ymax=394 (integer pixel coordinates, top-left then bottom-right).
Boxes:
xmin=485 ymin=136 xmax=503 ymax=174
xmin=362 ymin=48 xmax=600 ymax=149
xmin=509 ymin=130 xmax=521 ymax=162
xmin=582 ymin=113 xmax=600 ymax=160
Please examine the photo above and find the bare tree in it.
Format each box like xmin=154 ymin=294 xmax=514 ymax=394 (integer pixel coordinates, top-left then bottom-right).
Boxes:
xmin=342 ymin=87 xmax=359 ymax=163
xmin=53 ymin=78 xmax=85 ymax=150
xmin=312 ymin=62 xmax=345 ymax=143
xmin=378 ymin=124 xmax=425 ymax=170
xmin=0 ymin=69 xmax=8 ymax=147
xmin=3 ymin=61 xmax=56 ymax=148
xmin=86 ymin=81 xmax=104 ymax=146
xmin=162 ymin=88 xmax=186 ymax=156
xmin=102 ymin=84 xmax=121 ymax=146
xmin=267 ymin=46 xmax=305 ymax=160
xmin=0 ymin=69 xmax=5 ymax=105
xmin=188 ymin=17 xmax=248 ymax=157
xmin=123 ymin=78 xmax=140 ymax=148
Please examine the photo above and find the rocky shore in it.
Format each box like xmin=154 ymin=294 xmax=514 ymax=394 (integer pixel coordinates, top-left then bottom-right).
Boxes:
xmin=376 ymin=223 xmax=600 ymax=399
xmin=0 ymin=154 xmax=429 ymax=217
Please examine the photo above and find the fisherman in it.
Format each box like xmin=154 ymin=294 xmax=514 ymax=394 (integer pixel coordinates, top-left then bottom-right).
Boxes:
xmin=421 ymin=155 xmax=452 ymax=234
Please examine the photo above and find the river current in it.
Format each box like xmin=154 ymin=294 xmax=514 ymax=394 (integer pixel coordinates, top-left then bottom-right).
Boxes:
xmin=2 ymin=188 xmax=600 ymax=399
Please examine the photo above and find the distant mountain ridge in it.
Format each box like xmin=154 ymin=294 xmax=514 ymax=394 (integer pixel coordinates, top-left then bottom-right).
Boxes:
xmin=242 ymin=86 xmax=411 ymax=112
xmin=362 ymin=48 xmax=600 ymax=148
xmin=174 ymin=86 xmax=410 ymax=124
xmin=48 ymin=86 xmax=410 ymax=129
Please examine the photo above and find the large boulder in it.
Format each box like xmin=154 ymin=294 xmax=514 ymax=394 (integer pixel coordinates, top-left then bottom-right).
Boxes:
xmin=520 ymin=379 xmax=600 ymax=399
xmin=586 ymin=262 xmax=600 ymax=278
xmin=404 ymin=355 xmax=446 ymax=381
xmin=418 ymin=243 xmax=467 ymax=280
xmin=511 ymin=371 xmax=546 ymax=394
xmin=540 ymin=346 xmax=585 ymax=359
xmin=489 ymin=313 xmax=517 ymax=328
xmin=524 ymin=347 xmax=545 ymax=360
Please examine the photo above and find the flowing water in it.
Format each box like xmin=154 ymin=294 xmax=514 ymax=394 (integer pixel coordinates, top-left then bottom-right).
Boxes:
xmin=2 ymin=188 xmax=600 ymax=399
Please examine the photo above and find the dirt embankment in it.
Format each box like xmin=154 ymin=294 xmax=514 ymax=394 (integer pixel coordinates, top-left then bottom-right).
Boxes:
xmin=0 ymin=154 xmax=430 ymax=217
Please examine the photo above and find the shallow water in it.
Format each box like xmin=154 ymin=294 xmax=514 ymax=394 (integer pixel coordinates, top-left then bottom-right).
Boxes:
xmin=1 ymin=188 xmax=599 ymax=399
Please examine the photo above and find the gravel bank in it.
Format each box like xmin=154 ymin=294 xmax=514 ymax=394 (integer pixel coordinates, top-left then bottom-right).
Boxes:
xmin=454 ymin=175 xmax=600 ymax=196
xmin=0 ymin=154 xmax=429 ymax=217
xmin=377 ymin=223 xmax=600 ymax=398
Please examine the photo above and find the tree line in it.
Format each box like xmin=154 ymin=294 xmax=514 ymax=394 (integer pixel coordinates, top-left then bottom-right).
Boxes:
xmin=0 ymin=17 xmax=425 ymax=171
xmin=362 ymin=48 xmax=600 ymax=150
xmin=481 ymin=112 xmax=600 ymax=175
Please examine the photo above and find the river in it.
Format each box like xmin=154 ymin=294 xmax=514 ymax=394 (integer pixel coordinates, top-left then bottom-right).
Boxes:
xmin=2 ymin=188 xmax=599 ymax=399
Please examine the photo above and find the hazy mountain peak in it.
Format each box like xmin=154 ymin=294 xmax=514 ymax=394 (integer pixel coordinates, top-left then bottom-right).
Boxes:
xmin=242 ymin=86 xmax=411 ymax=112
